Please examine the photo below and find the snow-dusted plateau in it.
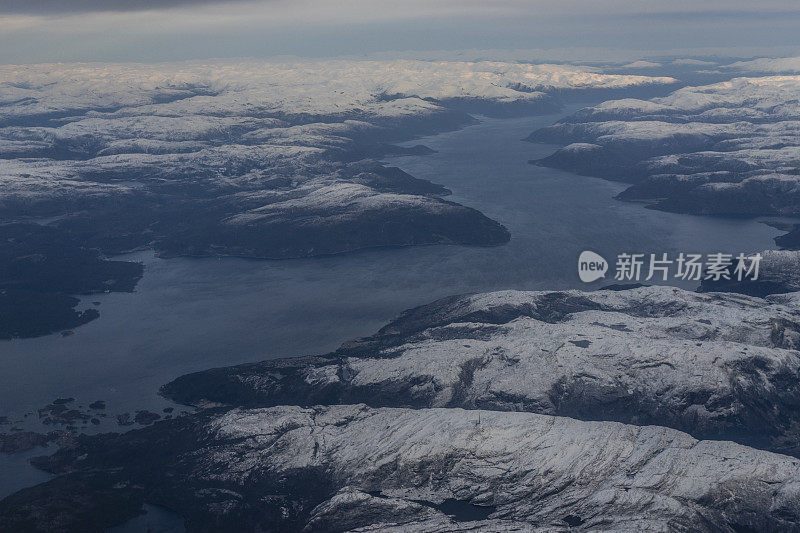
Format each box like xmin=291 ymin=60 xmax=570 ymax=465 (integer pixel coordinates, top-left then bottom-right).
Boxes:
xmin=530 ymin=59 xmax=800 ymax=220
xmin=162 ymin=284 xmax=800 ymax=455
xmin=6 ymin=56 xmax=800 ymax=532
xmin=0 ymin=59 xmax=674 ymax=339
xmin=7 ymin=275 xmax=800 ymax=530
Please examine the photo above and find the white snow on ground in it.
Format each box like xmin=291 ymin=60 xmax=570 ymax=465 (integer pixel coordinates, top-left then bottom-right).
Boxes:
xmin=532 ymin=74 xmax=800 ymax=214
xmin=0 ymin=59 xmax=674 ymax=227
xmin=202 ymin=403 xmax=800 ymax=531
xmin=727 ymin=56 xmax=800 ymax=74
xmin=0 ymin=59 xmax=674 ymax=122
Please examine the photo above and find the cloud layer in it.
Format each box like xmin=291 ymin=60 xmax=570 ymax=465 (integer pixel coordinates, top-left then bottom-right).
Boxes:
xmin=0 ymin=0 xmax=250 ymax=14
xmin=1 ymin=1 xmax=799 ymax=63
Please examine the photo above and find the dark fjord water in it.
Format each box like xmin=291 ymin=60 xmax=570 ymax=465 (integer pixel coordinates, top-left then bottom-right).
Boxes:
xmin=0 ymin=107 xmax=785 ymax=497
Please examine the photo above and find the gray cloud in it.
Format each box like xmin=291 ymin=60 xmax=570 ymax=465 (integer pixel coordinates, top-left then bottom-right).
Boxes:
xmin=2 ymin=0 xmax=800 ymax=64
xmin=0 ymin=0 xmax=245 ymax=14
xmin=628 ymin=9 xmax=800 ymax=22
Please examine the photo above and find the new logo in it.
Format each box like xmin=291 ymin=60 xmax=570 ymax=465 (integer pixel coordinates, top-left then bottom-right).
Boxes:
xmin=578 ymin=251 xmax=608 ymax=283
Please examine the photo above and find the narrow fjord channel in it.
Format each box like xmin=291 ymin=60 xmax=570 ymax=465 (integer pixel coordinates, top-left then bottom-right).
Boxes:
xmin=0 ymin=105 xmax=784 ymax=498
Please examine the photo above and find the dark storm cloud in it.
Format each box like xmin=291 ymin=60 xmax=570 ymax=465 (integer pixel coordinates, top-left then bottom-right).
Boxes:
xmin=0 ymin=0 xmax=248 ymax=14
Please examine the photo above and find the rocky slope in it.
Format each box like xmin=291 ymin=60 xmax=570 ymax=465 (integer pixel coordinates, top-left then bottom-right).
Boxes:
xmin=0 ymin=59 xmax=671 ymax=260
xmin=5 ymin=404 xmax=800 ymax=532
xmin=7 ymin=285 xmax=800 ymax=530
xmin=163 ymin=285 xmax=800 ymax=457
xmin=528 ymin=76 xmax=800 ymax=216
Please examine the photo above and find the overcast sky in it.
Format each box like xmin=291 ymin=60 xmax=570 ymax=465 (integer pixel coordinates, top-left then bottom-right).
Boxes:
xmin=2 ymin=0 xmax=800 ymax=63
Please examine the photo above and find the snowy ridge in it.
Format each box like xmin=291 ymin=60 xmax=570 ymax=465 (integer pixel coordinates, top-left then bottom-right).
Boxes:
xmin=15 ymin=402 xmax=800 ymax=532
xmin=530 ymin=75 xmax=800 ymax=216
xmin=10 ymin=285 xmax=800 ymax=530
xmin=0 ymin=58 xmax=673 ymax=338
xmin=727 ymin=56 xmax=800 ymax=74
xmin=163 ymin=285 xmax=800 ymax=458
xmin=0 ymin=59 xmax=674 ymax=122
xmin=0 ymin=59 xmax=672 ymax=260
xmin=206 ymin=404 xmax=800 ymax=531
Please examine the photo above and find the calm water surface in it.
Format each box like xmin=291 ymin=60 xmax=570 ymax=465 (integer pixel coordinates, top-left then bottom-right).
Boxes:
xmin=0 ymin=106 xmax=785 ymax=498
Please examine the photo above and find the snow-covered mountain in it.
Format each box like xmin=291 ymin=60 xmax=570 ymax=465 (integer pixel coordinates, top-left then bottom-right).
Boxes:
xmin=727 ymin=56 xmax=800 ymax=74
xmin=0 ymin=59 xmax=676 ymax=338
xmin=529 ymin=75 xmax=800 ymax=217
xmin=163 ymin=285 xmax=800 ymax=456
xmin=0 ymin=60 xmax=674 ymax=248
xmin=8 ymin=59 xmax=800 ymax=532
xmin=7 ymin=283 xmax=800 ymax=530
xmin=5 ymin=403 xmax=800 ymax=532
